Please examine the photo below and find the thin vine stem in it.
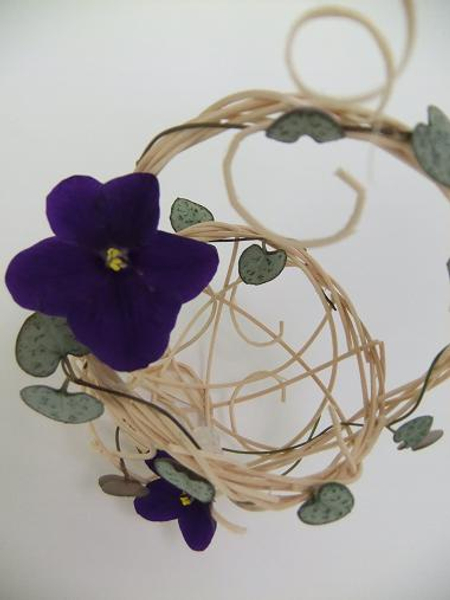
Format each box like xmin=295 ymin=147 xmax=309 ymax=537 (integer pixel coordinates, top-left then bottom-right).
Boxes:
xmin=343 ymin=123 xmax=412 ymax=141
xmin=137 ymin=121 xmax=248 ymax=162
xmin=221 ymin=421 xmax=364 ymax=456
xmin=63 ymin=345 xmax=449 ymax=458
xmin=280 ymin=415 xmax=322 ymax=476
xmin=62 ymin=335 xmax=448 ymax=462
xmin=115 ymin=427 xmax=131 ymax=480
xmin=62 ymin=358 xmax=201 ymax=450
xmin=136 ymin=118 xmax=412 ymax=167
xmin=209 ymin=236 xmax=266 ymax=243
xmin=387 ymin=344 xmax=450 ymax=430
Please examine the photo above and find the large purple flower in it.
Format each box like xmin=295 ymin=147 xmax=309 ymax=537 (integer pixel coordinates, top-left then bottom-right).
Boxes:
xmin=134 ymin=452 xmax=217 ymax=551
xmin=5 ymin=174 xmax=219 ymax=371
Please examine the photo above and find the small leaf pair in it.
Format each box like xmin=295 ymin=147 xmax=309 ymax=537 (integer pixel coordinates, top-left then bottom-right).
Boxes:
xmin=16 ymin=312 xmax=103 ymax=425
xmin=266 ymin=108 xmax=344 ymax=144
xmin=99 ymin=454 xmax=216 ymax=502
xmin=267 ymin=104 xmax=450 ymax=190
xmin=170 ymin=198 xmax=287 ymax=286
xmin=393 ymin=416 xmax=443 ymax=451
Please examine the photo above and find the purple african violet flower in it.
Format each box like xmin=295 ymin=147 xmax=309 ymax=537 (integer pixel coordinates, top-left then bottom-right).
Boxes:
xmin=134 ymin=452 xmax=217 ymax=551
xmin=5 ymin=174 xmax=219 ymax=371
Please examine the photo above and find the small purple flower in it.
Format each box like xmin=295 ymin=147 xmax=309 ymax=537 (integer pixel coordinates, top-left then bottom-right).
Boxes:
xmin=5 ymin=174 xmax=219 ymax=371
xmin=134 ymin=452 xmax=217 ymax=551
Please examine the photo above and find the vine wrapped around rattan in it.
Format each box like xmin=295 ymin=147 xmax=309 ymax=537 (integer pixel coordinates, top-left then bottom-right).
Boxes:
xmin=60 ymin=1 xmax=450 ymax=533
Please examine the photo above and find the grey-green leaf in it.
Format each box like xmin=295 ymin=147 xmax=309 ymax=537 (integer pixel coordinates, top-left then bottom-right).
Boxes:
xmin=266 ymin=108 xmax=344 ymax=144
xmin=170 ymin=198 xmax=214 ymax=232
xmin=154 ymin=457 xmax=215 ymax=503
xmin=317 ymin=482 xmax=354 ymax=510
xmin=297 ymin=482 xmax=354 ymax=526
xmin=239 ymin=244 xmax=287 ymax=285
xmin=16 ymin=312 xmax=89 ymax=377
xmin=393 ymin=415 xmax=433 ymax=450
xmin=411 ymin=429 xmax=444 ymax=451
xmin=20 ymin=385 xmax=103 ymax=424
xmin=412 ymin=105 xmax=450 ymax=187
xmin=98 ymin=474 xmax=149 ymax=498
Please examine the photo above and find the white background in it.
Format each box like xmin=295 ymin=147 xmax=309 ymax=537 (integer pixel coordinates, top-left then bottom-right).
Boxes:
xmin=1 ymin=1 xmax=450 ymax=599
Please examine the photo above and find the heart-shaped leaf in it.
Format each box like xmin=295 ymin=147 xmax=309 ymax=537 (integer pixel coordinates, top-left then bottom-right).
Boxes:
xmin=393 ymin=416 xmax=433 ymax=450
xmin=412 ymin=106 xmax=450 ymax=187
xmin=297 ymin=482 xmax=354 ymax=525
xmin=20 ymin=385 xmax=104 ymax=424
xmin=98 ymin=474 xmax=149 ymax=497
xmin=16 ymin=312 xmax=89 ymax=377
xmin=153 ymin=457 xmax=215 ymax=503
xmin=239 ymin=244 xmax=287 ymax=285
xmin=170 ymin=198 xmax=214 ymax=232
xmin=266 ymin=108 xmax=344 ymax=144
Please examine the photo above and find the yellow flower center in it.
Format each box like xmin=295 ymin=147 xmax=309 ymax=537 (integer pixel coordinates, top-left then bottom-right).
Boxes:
xmin=105 ymin=247 xmax=128 ymax=272
xmin=179 ymin=493 xmax=193 ymax=507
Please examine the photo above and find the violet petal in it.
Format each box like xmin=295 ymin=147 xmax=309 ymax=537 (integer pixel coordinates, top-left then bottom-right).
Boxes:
xmin=46 ymin=175 xmax=108 ymax=249
xmin=47 ymin=173 xmax=160 ymax=250
xmin=132 ymin=231 xmax=219 ymax=303
xmin=5 ymin=237 xmax=104 ymax=316
xmin=66 ymin=271 xmax=181 ymax=371
xmin=102 ymin=173 xmax=160 ymax=248
xmin=134 ymin=478 xmax=183 ymax=522
xmin=178 ymin=501 xmax=216 ymax=551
